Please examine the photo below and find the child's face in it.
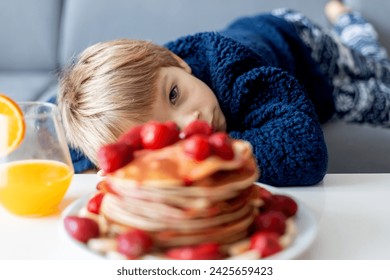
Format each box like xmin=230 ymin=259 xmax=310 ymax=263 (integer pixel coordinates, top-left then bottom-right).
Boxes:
xmin=151 ymin=66 xmax=227 ymax=132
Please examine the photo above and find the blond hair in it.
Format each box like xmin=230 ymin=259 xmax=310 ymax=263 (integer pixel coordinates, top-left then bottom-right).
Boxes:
xmin=58 ymin=39 xmax=182 ymax=165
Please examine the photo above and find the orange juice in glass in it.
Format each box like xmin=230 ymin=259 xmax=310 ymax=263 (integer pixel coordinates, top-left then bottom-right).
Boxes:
xmin=0 ymin=102 xmax=74 ymax=216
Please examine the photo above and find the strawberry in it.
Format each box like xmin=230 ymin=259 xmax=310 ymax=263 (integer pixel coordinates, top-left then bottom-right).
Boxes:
xmin=252 ymin=210 xmax=287 ymax=235
xmin=164 ymin=121 xmax=180 ymax=142
xmin=183 ymin=135 xmax=211 ymax=161
xmin=117 ymin=229 xmax=153 ymax=259
xmin=166 ymin=243 xmax=221 ymax=260
xmin=64 ymin=216 xmax=100 ymax=243
xmin=183 ymin=177 xmax=193 ymax=186
xmin=258 ymin=186 xmax=272 ymax=200
xmin=97 ymin=142 xmax=134 ymax=173
xmin=208 ymin=132 xmax=234 ymax=160
xmin=182 ymin=120 xmax=213 ymax=139
xmin=140 ymin=121 xmax=179 ymax=149
xmin=265 ymin=194 xmax=298 ymax=218
xmin=87 ymin=192 xmax=105 ymax=214
xmin=250 ymin=232 xmax=282 ymax=258
xmin=256 ymin=186 xmax=273 ymax=210
xmin=118 ymin=125 xmax=143 ymax=150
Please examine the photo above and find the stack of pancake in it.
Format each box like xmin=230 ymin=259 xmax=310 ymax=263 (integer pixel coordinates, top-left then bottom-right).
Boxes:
xmin=100 ymin=138 xmax=260 ymax=248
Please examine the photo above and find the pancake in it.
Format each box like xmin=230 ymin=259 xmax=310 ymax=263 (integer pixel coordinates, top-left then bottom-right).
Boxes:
xmin=109 ymin=139 xmax=255 ymax=187
xmin=97 ymin=137 xmax=261 ymax=250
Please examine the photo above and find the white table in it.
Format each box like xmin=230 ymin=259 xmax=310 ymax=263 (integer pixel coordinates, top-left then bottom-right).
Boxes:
xmin=0 ymin=174 xmax=389 ymax=259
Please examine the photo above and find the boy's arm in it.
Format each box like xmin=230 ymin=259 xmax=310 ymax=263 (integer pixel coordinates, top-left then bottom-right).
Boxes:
xmin=226 ymin=66 xmax=327 ymax=187
xmin=68 ymin=146 xmax=96 ymax=174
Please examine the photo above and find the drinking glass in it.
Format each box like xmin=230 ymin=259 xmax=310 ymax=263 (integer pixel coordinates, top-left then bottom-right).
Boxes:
xmin=0 ymin=102 xmax=74 ymax=216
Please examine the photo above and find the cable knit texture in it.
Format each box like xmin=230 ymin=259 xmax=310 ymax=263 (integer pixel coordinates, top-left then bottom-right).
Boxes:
xmin=165 ymin=14 xmax=335 ymax=186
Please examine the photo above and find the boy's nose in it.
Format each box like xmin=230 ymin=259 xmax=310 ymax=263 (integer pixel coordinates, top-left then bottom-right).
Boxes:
xmin=192 ymin=111 xmax=201 ymax=120
xmin=182 ymin=111 xmax=201 ymax=128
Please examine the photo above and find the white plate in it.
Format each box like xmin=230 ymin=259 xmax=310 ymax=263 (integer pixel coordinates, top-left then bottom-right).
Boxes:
xmin=259 ymin=184 xmax=318 ymax=260
xmin=60 ymin=184 xmax=318 ymax=260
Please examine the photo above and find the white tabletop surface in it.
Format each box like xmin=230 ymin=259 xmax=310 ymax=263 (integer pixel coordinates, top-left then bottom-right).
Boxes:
xmin=1 ymin=173 xmax=389 ymax=260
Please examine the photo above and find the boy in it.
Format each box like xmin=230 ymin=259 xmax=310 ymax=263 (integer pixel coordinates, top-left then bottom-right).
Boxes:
xmin=55 ymin=1 xmax=390 ymax=186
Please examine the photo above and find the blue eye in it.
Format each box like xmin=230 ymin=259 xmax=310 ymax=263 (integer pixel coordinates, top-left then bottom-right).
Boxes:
xmin=169 ymin=86 xmax=179 ymax=105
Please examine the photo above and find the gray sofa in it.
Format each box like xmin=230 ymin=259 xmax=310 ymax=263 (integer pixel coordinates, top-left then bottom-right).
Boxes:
xmin=1 ymin=0 xmax=389 ymax=173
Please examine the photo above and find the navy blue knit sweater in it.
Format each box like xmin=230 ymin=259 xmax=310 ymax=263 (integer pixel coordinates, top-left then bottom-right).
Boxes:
xmin=165 ymin=14 xmax=335 ymax=186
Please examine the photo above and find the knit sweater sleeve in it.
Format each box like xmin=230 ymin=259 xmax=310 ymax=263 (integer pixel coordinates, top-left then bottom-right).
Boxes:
xmin=228 ymin=66 xmax=327 ymax=186
xmin=166 ymin=31 xmax=327 ymax=186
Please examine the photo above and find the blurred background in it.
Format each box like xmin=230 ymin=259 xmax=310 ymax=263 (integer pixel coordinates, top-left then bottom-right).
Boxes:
xmin=1 ymin=0 xmax=389 ymax=102
xmin=0 ymin=0 xmax=389 ymax=174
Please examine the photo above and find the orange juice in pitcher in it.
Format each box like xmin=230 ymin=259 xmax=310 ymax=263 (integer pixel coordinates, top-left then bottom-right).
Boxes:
xmin=0 ymin=97 xmax=74 ymax=216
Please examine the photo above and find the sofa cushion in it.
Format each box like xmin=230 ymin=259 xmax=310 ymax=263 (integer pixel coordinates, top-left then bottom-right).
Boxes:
xmin=323 ymin=120 xmax=390 ymax=173
xmin=0 ymin=71 xmax=56 ymax=101
xmin=0 ymin=0 xmax=62 ymax=71
xmin=59 ymin=0 xmax=329 ymax=67
xmin=36 ymin=83 xmax=60 ymax=102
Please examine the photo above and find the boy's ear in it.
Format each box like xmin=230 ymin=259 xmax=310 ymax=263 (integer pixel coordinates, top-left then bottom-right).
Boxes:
xmin=172 ymin=53 xmax=192 ymax=73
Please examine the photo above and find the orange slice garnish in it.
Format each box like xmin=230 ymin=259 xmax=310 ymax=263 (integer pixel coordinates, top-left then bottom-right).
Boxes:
xmin=0 ymin=94 xmax=26 ymax=156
